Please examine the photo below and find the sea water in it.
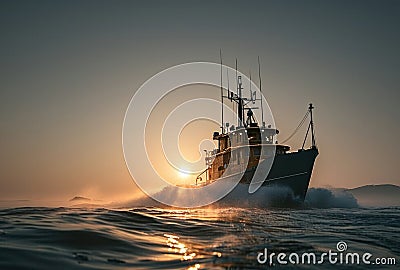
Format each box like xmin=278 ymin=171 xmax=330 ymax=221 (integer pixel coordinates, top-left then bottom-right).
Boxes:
xmin=0 ymin=204 xmax=398 ymax=269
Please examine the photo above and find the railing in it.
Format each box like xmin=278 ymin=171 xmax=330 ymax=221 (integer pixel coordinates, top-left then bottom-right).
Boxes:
xmin=195 ymin=167 xmax=209 ymax=186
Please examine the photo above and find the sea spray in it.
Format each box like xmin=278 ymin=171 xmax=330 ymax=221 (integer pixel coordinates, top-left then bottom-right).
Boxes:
xmin=305 ymin=188 xmax=359 ymax=208
xmin=120 ymin=184 xmax=299 ymax=208
xmin=118 ymin=184 xmax=359 ymax=209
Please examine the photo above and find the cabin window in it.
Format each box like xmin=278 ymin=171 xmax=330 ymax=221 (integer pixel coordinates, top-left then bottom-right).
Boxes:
xmin=253 ymin=148 xmax=261 ymax=157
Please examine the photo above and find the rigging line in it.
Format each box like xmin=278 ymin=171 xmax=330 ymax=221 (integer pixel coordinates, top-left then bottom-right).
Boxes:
xmin=281 ymin=111 xmax=309 ymax=143
xmin=281 ymin=111 xmax=310 ymax=144
xmin=302 ymin=121 xmax=311 ymax=149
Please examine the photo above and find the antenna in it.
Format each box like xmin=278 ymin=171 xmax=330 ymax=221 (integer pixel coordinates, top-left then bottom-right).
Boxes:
xmin=249 ymin=70 xmax=252 ymax=102
xmin=220 ymin=49 xmax=224 ymax=133
xmin=237 ymin=75 xmax=243 ymax=126
xmin=235 ymin=58 xmax=238 ymax=126
xmin=235 ymin=58 xmax=238 ymax=96
xmin=226 ymin=68 xmax=230 ymax=94
xmin=258 ymin=56 xmax=265 ymax=127
xmin=226 ymin=67 xmax=233 ymax=124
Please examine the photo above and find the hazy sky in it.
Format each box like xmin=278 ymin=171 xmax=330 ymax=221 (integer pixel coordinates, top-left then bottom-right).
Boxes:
xmin=1 ymin=0 xmax=399 ymax=202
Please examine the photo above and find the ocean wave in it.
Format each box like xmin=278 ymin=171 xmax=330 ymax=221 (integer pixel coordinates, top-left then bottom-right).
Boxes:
xmin=0 ymin=207 xmax=398 ymax=269
xmin=305 ymin=188 xmax=359 ymax=208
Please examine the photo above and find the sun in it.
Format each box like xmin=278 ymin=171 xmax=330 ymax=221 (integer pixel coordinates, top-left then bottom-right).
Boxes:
xmin=178 ymin=170 xmax=190 ymax=179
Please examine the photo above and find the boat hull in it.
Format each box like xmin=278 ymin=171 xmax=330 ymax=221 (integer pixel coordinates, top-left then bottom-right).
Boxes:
xmin=239 ymin=148 xmax=319 ymax=201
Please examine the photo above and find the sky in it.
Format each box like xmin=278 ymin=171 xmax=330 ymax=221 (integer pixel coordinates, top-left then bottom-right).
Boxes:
xmin=0 ymin=0 xmax=399 ymax=202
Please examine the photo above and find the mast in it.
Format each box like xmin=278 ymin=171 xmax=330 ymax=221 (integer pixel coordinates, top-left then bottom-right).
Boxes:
xmin=309 ymin=103 xmax=316 ymax=148
xmin=220 ymin=49 xmax=224 ymax=133
xmin=220 ymin=57 xmax=263 ymax=129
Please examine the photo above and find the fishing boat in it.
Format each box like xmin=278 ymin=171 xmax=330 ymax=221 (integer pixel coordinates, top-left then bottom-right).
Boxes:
xmin=195 ymin=61 xmax=318 ymax=202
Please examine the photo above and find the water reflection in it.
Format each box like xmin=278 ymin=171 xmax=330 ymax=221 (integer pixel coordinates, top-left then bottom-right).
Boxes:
xmin=0 ymin=207 xmax=398 ymax=269
xmin=164 ymin=233 xmax=200 ymax=269
xmin=164 ymin=233 xmax=196 ymax=259
xmin=187 ymin=263 xmax=201 ymax=270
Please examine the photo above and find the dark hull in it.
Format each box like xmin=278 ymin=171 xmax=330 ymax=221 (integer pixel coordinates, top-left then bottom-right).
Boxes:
xmin=240 ymin=148 xmax=319 ymax=201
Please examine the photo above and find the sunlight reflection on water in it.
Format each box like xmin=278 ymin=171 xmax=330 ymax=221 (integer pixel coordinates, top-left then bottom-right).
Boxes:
xmin=164 ymin=233 xmax=199 ymax=269
xmin=0 ymin=207 xmax=398 ymax=269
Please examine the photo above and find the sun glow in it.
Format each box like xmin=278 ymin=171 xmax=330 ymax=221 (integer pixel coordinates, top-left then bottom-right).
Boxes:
xmin=178 ymin=170 xmax=190 ymax=179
